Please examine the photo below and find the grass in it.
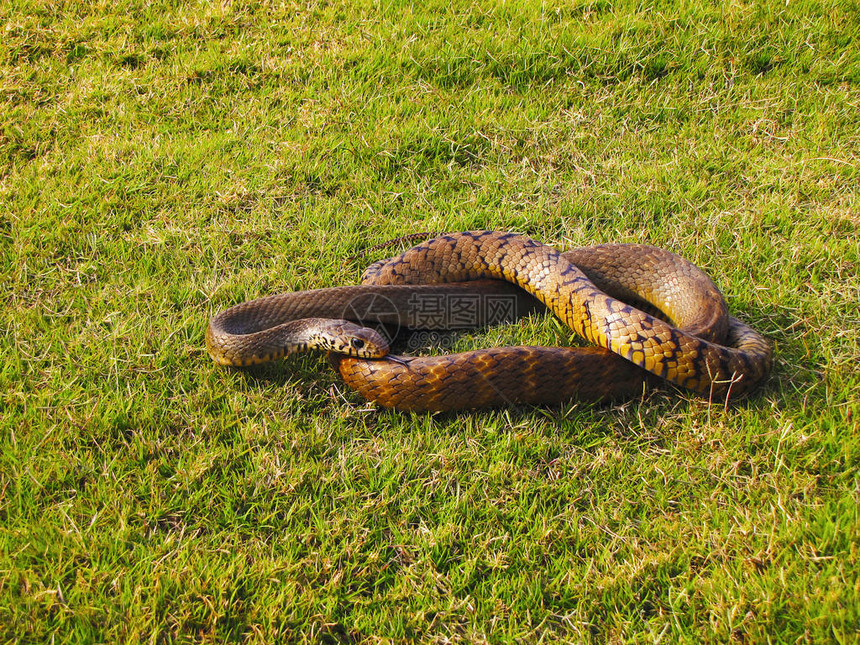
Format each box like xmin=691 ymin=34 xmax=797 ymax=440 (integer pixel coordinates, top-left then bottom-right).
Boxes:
xmin=1 ymin=0 xmax=858 ymax=642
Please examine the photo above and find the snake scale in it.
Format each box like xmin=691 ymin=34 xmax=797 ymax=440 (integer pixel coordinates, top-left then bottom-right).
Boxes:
xmin=206 ymin=231 xmax=771 ymax=411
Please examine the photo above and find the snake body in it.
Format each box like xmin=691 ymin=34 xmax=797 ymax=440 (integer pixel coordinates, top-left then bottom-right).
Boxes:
xmin=206 ymin=232 xmax=771 ymax=411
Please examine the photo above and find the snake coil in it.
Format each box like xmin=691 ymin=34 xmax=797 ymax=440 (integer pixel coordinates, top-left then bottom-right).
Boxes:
xmin=207 ymin=231 xmax=771 ymax=411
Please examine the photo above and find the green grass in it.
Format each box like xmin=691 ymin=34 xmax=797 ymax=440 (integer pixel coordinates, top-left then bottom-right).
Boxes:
xmin=1 ymin=0 xmax=858 ymax=642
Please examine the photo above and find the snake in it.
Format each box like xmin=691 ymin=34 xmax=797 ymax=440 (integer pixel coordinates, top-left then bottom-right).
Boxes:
xmin=206 ymin=231 xmax=771 ymax=411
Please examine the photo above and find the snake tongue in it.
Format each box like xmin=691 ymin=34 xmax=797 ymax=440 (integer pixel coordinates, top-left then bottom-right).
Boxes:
xmin=384 ymin=355 xmax=411 ymax=367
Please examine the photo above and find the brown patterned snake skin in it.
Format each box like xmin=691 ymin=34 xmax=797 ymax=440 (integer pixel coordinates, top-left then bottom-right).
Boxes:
xmin=206 ymin=231 xmax=771 ymax=411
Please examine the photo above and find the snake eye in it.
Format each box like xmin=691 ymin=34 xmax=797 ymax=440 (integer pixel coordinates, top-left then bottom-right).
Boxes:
xmin=351 ymin=338 xmax=365 ymax=351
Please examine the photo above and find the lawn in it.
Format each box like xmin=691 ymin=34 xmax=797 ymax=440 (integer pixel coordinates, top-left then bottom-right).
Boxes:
xmin=1 ymin=0 xmax=858 ymax=642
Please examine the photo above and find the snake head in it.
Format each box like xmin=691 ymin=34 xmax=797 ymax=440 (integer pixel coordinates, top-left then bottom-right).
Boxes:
xmin=320 ymin=321 xmax=390 ymax=358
